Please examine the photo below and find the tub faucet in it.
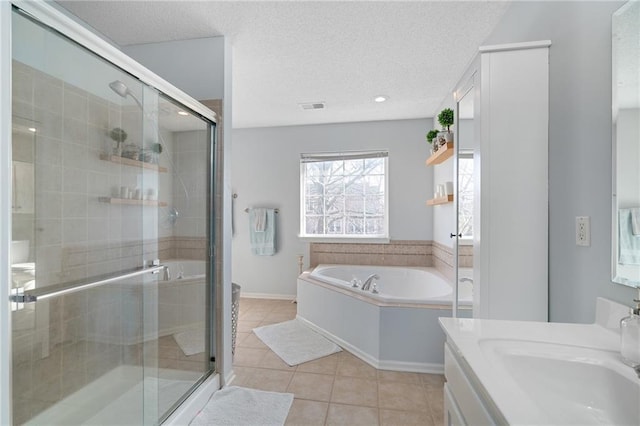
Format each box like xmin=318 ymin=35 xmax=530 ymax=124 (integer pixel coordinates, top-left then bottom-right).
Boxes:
xmin=362 ymin=274 xmax=379 ymax=291
xmin=163 ymin=265 xmax=171 ymax=281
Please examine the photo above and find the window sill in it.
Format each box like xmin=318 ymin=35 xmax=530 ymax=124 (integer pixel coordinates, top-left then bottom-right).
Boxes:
xmin=298 ymin=236 xmax=390 ymax=244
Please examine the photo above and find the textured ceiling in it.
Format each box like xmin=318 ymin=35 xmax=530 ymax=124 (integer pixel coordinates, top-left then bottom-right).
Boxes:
xmin=58 ymin=1 xmax=511 ymax=128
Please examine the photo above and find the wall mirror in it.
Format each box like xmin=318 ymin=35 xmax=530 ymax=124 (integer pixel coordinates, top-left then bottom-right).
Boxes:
xmin=612 ymin=0 xmax=640 ymax=288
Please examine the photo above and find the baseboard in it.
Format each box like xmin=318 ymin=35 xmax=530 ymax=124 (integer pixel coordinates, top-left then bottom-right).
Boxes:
xmin=240 ymin=292 xmax=296 ymax=301
xmin=297 ymin=315 xmax=444 ymax=374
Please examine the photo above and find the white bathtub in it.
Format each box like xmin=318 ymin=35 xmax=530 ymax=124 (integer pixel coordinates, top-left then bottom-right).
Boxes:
xmin=309 ymin=264 xmax=471 ymax=304
xmin=298 ymin=264 xmax=471 ymax=373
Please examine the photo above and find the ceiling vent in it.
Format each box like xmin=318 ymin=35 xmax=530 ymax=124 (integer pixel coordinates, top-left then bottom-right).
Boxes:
xmin=299 ymin=102 xmax=326 ymax=110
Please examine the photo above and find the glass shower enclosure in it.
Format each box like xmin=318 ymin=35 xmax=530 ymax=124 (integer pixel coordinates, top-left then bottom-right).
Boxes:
xmin=8 ymin=5 xmax=216 ymax=424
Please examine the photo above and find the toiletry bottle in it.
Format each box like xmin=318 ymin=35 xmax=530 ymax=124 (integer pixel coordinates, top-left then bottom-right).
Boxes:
xmin=620 ymin=299 xmax=640 ymax=367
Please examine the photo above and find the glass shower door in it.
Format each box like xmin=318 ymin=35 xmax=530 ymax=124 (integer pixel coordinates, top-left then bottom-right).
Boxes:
xmin=10 ymin=6 xmax=215 ymax=425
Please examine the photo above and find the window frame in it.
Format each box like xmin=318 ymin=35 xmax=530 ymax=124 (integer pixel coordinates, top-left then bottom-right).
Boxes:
xmin=299 ymin=150 xmax=390 ymax=242
xmin=457 ymin=150 xmax=474 ymax=243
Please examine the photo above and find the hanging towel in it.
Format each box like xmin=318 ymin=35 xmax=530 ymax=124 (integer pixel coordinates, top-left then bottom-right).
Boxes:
xmin=631 ymin=208 xmax=640 ymax=236
xmin=619 ymin=209 xmax=640 ymax=265
xmin=252 ymin=208 xmax=267 ymax=232
xmin=249 ymin=208 xmax=276 ymax=255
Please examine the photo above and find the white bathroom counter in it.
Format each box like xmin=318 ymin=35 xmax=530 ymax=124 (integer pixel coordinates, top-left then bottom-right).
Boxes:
xmin=439 ymin=298 xmax=636 ymax=425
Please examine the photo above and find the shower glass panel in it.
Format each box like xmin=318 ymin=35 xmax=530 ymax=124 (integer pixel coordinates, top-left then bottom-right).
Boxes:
xmin=10 ymin=7 xmax=214 ymax=425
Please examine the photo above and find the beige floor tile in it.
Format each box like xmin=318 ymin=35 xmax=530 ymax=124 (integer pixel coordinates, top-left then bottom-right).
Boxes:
xmin=331 ymin=376 xmax=378 ymax=407
xmin=237 ymin=333 xmax=269 ymax=349
xmin=241 ymin=310 xmax=271 ymax=321
xmin=258 ymin=318 xmax=289 ymax=326
xmin=260 ymin=351 xmax=297 ymax=371
xmin=232 ymin=347 xmax=268 ymax=367
xmin=379 ymin=408 xmax=435 ymax=426
xmin=326 ymin=403 xmax=379 ymax=426
xmin=237 ymin=320 xmax=261 ymax=333
xmin=420 ymin=373 xmax=445 ymax=390
xmin=377 ymin=370 xmax=422 ymax=384
xmin=247 ymin=368 xmax=294 ymax=392
xmin=336 ymin=352 xmax=378 ymax=379
xmin=378 ymin=381 xmax=429 ymax=412
xmin=235 ymin=332 xmax=251 ymax=345
xmin=426 ymin=389 xmax=445 ymax=425
xmin=264 ymin=312 xmax=297 ymax=322
xmin=285 ymin=399 xmax=328 ymax=426
xmin=229 ymin=366 xmax=257 ymax=387
xmin=287 ymin=372 xmax=334 ymax=402
xmin=296 ymin=353 xmax=339 ymax=374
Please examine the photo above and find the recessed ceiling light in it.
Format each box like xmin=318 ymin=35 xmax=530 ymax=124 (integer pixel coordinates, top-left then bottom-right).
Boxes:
xmin=177 ymin=111 xmax=189 ymax=116
xmin=28 ymin=127 xmax=36 ymax=132
xmin=374 ymin=95 xmax=388 ymax=103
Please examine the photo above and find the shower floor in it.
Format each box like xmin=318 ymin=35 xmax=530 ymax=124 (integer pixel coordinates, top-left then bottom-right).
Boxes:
xmin=26 ymin=365 xmax=201 ymax=425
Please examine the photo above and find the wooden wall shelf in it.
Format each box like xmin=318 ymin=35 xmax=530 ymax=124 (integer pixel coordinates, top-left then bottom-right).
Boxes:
xmin=98 ymin=197 xmax=167 ymax=207
xmin=100 ymin=154 xmax=167 ymax=173
xmin=426 ymin=194 xmax=454 ymax=206
xmin=426 ymin=142 xmax=454 ymax=166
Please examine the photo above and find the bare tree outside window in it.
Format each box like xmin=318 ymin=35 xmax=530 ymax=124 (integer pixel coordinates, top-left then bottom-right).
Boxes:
xmin=458 ymin=156 xmax=474 ymax=237
xmin=301 ymin=152 xmax=388 ymax=238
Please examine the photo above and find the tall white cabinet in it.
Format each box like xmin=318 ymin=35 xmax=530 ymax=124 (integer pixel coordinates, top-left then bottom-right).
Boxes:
xmin=467 ymin=41 xmax=550 ymax=321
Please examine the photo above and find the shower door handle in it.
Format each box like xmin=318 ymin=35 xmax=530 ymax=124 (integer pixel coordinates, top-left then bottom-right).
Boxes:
xmin=450 ymin=233 xmax=462 ymax=238
xmin=9 ymin=264 xmax=167 ymax=304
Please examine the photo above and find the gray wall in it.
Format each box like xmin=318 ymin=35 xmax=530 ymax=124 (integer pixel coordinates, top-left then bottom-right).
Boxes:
xmin=232 ymin=119 xmax=433 ymax=297
xmin=484 ymin=0 xmax=636 ymax=323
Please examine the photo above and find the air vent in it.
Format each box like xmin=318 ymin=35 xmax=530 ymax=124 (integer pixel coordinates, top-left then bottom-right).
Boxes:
xmin=299 ymin=102 xmax=326 ymax=110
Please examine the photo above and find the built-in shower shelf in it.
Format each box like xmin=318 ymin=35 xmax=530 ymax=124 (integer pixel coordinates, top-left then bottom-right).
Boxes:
xmin=426 ymin=194 xmax=454 ymax=206
xmin=100 ymin=154 xmax=167 ymax=173
xmin=426 ymin=142 xmax=454 ymax=166
xmin=98 ymin=197 xmax=168 ymax=207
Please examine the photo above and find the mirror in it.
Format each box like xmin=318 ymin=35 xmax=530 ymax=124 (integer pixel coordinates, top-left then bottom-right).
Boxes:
xmin=612 ymin=0 xmax=640 ymax=288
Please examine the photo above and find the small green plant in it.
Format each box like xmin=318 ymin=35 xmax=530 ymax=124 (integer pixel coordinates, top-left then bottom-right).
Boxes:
xmin=109 ymin=127 xmax=128 ymax=143
xmin=426 ymin=129 xmax=439 ymax=143
xmin=438 ymin=108 xmax=454 ymax=132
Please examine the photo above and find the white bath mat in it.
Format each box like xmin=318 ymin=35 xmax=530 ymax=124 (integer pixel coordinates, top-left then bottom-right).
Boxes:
xmin=174 ymin=329 xmax=205 ymax=356
xmin=190 ymin=386 xmax=293 ymax=426
xmin=253 ymin=319 xmax=342 ymax=366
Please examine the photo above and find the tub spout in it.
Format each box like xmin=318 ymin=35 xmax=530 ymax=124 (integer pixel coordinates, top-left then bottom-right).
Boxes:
xmin=163 ymin=266 xmax=171 ymax=281
xmin=362 ymin=274 xmax=379 ymax=291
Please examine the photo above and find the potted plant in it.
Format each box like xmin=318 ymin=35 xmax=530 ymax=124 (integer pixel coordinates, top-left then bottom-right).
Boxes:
xmin=426 ymin=129 xmax=439 ymax=153
xmin=438 ymin=108 xmax=455 ymax=144
xmin=109 ymin=127 xmax=128 ymax=156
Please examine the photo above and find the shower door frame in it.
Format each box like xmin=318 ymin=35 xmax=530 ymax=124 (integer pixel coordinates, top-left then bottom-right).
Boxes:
xmin=0 ymin=1 xmax=220 ymax=423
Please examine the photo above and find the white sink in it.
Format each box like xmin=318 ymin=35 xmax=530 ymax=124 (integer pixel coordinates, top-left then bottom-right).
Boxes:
xmin=479 ymin=339 xmax=640 ymax=425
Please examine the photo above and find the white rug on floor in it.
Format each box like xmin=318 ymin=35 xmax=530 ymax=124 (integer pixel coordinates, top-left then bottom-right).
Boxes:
xmin=253 ymin=319 xmax=342 ymax=366
xmin=190 ymin=386 xmax=293 ymax=426
xmin=174 ymin=329 xmax=205 ymax=356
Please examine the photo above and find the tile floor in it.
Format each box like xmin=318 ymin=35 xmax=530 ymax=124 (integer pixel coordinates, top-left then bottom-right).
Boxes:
xmin=233 ymin=298 xmax=445 ymax=426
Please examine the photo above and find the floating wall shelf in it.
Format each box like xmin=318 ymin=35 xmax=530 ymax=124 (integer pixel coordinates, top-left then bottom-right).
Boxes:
xmin=100 ymin=154 xmax=167 ymax=173
xmin=426 ymin=194 xmax=454 ymax=206
xmin=426 ymin=142 xmax=454 ymax=166
xmin=98 ymin=197 xmax=167 ymax=207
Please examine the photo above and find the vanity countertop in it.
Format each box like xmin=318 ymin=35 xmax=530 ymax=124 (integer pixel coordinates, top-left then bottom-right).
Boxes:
xmin=439 ymin=298 xmax=638 ymax=425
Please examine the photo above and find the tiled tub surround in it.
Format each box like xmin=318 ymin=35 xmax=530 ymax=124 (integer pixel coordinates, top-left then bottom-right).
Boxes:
xmin=309 ymin=240 xmax=473 ymax=282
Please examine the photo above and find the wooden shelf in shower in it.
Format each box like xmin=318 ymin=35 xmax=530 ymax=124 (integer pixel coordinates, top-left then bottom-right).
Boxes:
xmin=98 ymin=197 xmax=168 ymax=207
xmin=100 ymin=154 xmax=167 ymax=173
xmin=426 ymin=194 xmax=454 ymax=206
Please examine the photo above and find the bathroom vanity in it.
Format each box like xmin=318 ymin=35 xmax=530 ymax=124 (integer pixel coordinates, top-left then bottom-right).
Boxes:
xmin=439 ymin=298 xmax=639 ymax=425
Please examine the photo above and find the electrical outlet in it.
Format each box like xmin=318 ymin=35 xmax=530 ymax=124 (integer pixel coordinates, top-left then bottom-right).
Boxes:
xmin=576 ymin=216 xmax=590 ymax=246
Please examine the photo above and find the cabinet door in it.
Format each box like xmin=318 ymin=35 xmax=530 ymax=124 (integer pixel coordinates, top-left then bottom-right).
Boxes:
xmin=444 ymin=383 xmax=466 ymax=426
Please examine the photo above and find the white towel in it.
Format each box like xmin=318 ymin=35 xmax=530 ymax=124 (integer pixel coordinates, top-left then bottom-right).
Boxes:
xmin=619 ymin=209 xmax=640 ymax=265
xmin=249 ymin=208 xmax=276 ymax=256
xmin=252 ymin=208 xmax=267 ymax=232
xmin=631 ymin=208 xmax=640 ymax=236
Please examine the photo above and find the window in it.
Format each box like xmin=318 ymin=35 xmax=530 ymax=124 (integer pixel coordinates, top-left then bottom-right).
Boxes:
xmin=458 ymin=152 xmax=474 ymax=238
xmin=300 ymin=151 xmax=389 ymax=239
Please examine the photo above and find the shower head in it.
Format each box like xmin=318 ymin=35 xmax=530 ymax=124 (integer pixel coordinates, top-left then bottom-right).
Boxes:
xmin=109 ymin=80 xmax=142 ymax=108
xmin=109 ymin=80 xmax=129 ymax=98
